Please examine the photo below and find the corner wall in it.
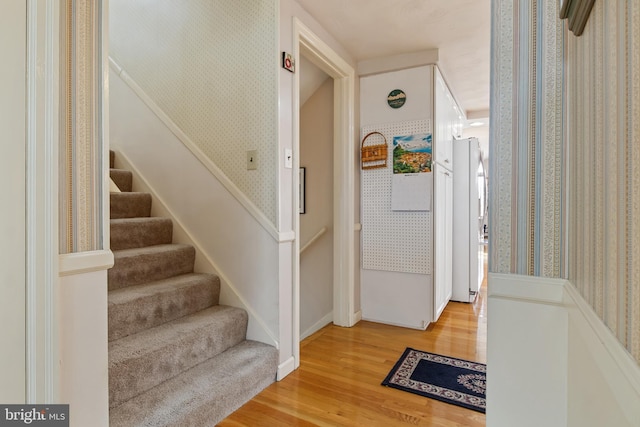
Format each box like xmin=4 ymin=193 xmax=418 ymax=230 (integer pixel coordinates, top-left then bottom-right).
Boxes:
xmin=488 ymin=273 xmax=640 ymax=427
xmin=565 ymin=0 xmax=640 ymax=364
xmin=490 ymin=0 xmax=640 ymax=423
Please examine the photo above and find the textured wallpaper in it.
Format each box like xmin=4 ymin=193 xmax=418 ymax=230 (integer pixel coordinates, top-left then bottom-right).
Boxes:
xmin=109 ymin=0 xmax=279 ymax=224
xmin=489 ymin=0 xmax=564 ymax=277
xmin=566 ymin=0 xmax=640 ymax=362
xmin=492 ymin=0 xmax=640 ymax=363
xmin=60 ymin=0 xmax=104 ymax=253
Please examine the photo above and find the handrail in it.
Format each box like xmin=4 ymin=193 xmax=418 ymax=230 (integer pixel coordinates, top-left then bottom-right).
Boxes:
xmin=300 ymin=226 xmax=328 ymax=254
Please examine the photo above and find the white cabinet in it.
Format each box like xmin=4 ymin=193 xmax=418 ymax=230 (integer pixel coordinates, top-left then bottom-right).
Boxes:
xmin=433 ymin=163 xmax=453 ymax=321
xmin=359 ymin=64 xmax=463 ymax=328
xmin=434 ymin=70 xmax=453 ymax=168
xmin=434 ymin=68 xmax=464 ymax=170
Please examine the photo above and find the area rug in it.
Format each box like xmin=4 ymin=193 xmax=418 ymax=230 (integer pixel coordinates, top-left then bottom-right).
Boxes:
xmin=381 ymin=348 xmax=486 ymax=413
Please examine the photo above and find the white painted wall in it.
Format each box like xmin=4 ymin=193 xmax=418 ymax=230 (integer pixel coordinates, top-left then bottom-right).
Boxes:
xmin=488 ymin=273 xmax=640 ymax=427
xmin=360 ymin=65 xmax=433 ymax=128
xmin=300 ymin=78 xmax=334 ymax=338
xmin=361 ymin=270 xmax=432 ymax=329
xmin=0 ymin=0 xmax=26 ymax=403
xmin=487 ymin=274 xmax=568 ymax=427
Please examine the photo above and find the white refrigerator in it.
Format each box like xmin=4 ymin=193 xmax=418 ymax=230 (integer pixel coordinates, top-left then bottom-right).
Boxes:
xmin=451 ymin=137 xmax=486 ymax=303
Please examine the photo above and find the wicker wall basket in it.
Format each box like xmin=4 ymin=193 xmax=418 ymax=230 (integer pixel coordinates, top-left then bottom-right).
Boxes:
xmin=361 ymin=131 xmax=388 ymax=170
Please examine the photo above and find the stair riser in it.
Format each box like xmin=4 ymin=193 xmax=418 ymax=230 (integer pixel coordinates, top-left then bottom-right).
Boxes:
xmin=109 ymin=308 xmax=248 ymax=408
xmin=108 ymin=246 xmax=195 ymax=291
xmin=108 ymin=275 xmax=220 ymax=341
xmin=109 ymin=341 xmax=278 ymax=427
xmin=110 ymin=193 xmax=152 ymax=219
xmin=110 ymin=169 xmax=133 ymax=192
xmin=110 ymin=218 xmax=173 ymax=251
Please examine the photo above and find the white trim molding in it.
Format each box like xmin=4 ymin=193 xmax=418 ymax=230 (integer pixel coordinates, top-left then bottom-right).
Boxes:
xmin=25 ymin=0 xmax=61 ymax=404
xmin=293 ymin=17 xmax=356 ymax=328
xmin=291 ymin=17 xmax=357 ymax=373
xmin=488 ymin=273 xmax=640 ymax=427
xmin=488 ymin=272 xmax=565 ymax=303
xmin=59 ymin=250 xmax=114 ymax=276
xmin=563 ymin=283 xmax=640 ymax=425
xmin=277 ymin=356 xmax=295 ymax=382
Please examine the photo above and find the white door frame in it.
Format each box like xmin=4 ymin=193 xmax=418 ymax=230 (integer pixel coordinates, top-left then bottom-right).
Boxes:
xmin=292 ymin=18 xmax=356 ymax=367
xmin=25 ymin=0 xmax=61 ymax=403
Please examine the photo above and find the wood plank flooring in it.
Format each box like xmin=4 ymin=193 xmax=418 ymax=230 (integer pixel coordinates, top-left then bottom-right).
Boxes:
xmin=219 ymin=252 xmax=487 ymax=426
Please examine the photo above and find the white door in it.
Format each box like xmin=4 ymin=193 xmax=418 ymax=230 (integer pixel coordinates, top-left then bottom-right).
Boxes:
xmin=433 ymin=164 xmax=453 ymax=321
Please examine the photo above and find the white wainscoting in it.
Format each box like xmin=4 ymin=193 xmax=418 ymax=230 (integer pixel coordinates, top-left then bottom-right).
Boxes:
xmin=58 ymin=266 xmax=110 ymax=427
xmin=487 ymin=273 xmax=640 ymax=427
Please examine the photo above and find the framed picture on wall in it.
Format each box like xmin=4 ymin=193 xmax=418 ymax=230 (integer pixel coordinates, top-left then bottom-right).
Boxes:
xmin=299 ymin=167 xmax=306 ymax=214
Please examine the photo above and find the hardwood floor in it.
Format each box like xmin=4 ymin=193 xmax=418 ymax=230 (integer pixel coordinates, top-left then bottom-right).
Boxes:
xmin=219 ymin=252 xmax=487 ymax=426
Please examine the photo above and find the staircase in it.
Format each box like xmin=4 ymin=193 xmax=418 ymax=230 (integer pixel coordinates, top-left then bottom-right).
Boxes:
xmin=108 ymin=151 xmax=278 ymax=426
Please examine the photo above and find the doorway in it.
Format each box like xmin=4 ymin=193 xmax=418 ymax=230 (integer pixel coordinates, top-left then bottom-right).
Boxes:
xmin=298 ymin=56 xmax=334 ymax=340
xmin=292 ymin=18 xmax=356 ymax=366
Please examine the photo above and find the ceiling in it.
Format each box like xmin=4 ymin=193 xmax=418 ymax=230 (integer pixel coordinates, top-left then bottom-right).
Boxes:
xmin=295 ymin=0 xmax=491 ymax=118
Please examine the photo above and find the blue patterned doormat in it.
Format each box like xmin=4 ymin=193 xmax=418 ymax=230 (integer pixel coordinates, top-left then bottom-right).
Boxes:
xmin=382 ymin=348 xmax=486 ymax=413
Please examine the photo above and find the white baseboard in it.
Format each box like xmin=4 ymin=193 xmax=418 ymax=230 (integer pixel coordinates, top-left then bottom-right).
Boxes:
xmin=300 ymin=312 xmax=333 ymax=340
xmin=352 ymin=310 xmax=362 ymax=324
xmin=277 ymin=356 xmax=295 ymax=381
xmin=361 ymin=316 xmax=428 ymax=330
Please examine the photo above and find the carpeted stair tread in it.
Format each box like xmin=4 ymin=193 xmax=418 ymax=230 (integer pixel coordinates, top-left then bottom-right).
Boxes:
xmin=110 ymin=168 xmax=133 ymax=192
xmin=109 ymin=340 xmax=278 ymax=427
xmin=108 ymin=273 xmax=220 ymax=342
xmin=110 ymin=217 xmax=173 ymax=250
xmin=107 ymin=150 xmax=278 ymax=423
xmin=109 ymin=305 xmax=248 ymax=408
xmin=108 ymin=244 xmax=195 ymax=291
xmin=110 ymin=192 xmax=152 ymax=219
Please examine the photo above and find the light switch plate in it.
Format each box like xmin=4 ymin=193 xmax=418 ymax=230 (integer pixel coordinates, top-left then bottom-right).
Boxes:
xmin=284 ymin=148 xmax=293 ymax=169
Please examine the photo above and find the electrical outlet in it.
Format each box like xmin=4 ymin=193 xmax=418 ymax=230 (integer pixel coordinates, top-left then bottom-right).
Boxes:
xmin=247 ymin=150 xmax=257 ymax=170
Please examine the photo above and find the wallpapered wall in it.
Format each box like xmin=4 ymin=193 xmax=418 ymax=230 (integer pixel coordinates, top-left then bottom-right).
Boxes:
xmin=491 ymin=0 xmax=640 ymax=364
xmin=566 ymin=0 xmax=640 ymax=363
xmin=60 ymin=0 xmax=104 ymax=253
xmin=109 ymin=0 xmax=279 ymax=225
xmin=489 ymin=0 xmax=564 ymax=277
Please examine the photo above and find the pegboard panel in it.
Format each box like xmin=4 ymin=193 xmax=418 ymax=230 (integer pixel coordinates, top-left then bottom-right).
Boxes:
xmin=110 ymin=0 xmax=278 ymax=224
xmin=361 ymin=120 xmax=432 ymax=274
